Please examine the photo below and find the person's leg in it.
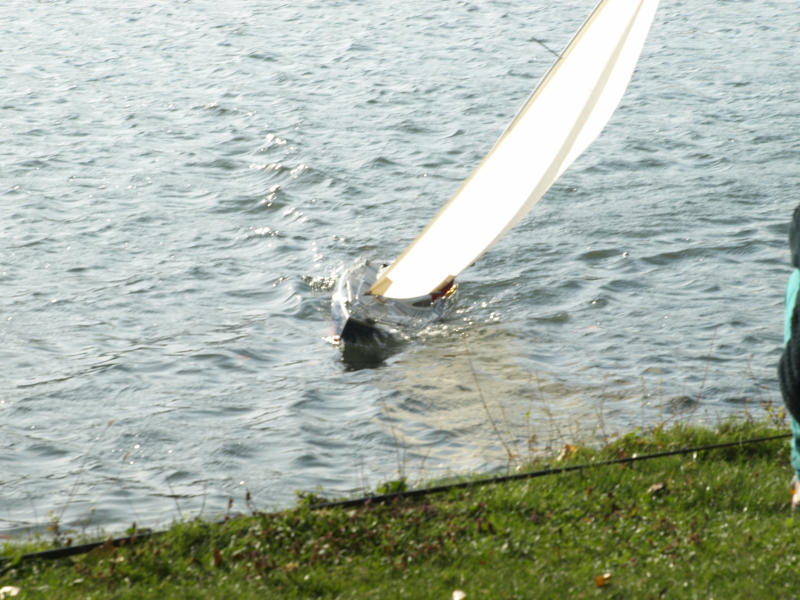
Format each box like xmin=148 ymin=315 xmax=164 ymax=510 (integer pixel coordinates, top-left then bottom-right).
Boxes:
xmin=791 ymin=416 xmax=800 ymax=507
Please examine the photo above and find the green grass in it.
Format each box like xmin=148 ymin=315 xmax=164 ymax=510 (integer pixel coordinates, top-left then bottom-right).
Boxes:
xmin=2 ymin=418 xmax=798 ymax=598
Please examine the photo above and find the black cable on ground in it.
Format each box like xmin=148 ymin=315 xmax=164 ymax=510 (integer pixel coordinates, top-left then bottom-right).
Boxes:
xmin=310 ymin=432 xmax=792 ymax=510
xmin=0 ymin=532 xmax=156 ymax=574
xmin=1 ymin=431 xmax=790 ymax=569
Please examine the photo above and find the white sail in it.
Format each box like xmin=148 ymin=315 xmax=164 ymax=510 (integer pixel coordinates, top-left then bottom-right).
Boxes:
xmin=369 ymin=0 xmax=660 ymax=300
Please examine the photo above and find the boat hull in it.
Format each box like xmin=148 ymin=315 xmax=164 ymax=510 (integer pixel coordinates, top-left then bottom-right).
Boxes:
xmin=331 ymin=258 xmax=455 ymax=346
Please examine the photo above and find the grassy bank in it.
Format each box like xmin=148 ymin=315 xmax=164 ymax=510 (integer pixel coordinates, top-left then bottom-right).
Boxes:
xmin=2 ymin=417 xmax=798 ymax=598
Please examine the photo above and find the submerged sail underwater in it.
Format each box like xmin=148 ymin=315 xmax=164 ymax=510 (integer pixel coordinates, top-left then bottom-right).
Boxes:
xmin=333 ymin=0 xmax=660 ymax=345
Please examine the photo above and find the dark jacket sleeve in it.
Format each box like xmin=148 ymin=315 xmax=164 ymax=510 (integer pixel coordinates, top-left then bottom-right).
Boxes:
xmin=779 ymin=298 xmax=800 ymax=422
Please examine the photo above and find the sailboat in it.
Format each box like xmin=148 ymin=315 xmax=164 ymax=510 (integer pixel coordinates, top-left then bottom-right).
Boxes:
xmin=332 ymin=0 xmax=660 ymax=346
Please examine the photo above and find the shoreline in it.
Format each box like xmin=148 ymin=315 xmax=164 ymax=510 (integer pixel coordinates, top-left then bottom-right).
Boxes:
xmin=3 ymin=415 xmax=796 ymax=597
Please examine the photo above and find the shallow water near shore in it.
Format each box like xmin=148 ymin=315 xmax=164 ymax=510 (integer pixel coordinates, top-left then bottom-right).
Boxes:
xmin=2 ymin=0 xmax=798 ymax=536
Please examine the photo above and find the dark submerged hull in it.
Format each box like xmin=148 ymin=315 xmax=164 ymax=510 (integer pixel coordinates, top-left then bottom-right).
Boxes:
xmin=331 ymin=258 xmax=455 ymax=349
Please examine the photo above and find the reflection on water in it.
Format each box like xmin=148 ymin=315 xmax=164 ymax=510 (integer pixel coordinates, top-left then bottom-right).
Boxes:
xmin=377 ymin=325 xmax=594 ymax=474
xmin=376 ymin=321 xmax=719 ymax=480
xmin=340 ymin=335 xmax=404 ymax=371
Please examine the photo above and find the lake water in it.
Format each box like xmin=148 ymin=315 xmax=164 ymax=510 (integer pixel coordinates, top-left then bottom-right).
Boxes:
xmin=2 ymin=0 xmax=798 ymax=537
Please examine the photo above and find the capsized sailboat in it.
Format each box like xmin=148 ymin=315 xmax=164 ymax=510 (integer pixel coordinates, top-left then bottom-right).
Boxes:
xmin=333 ymin=0 xmax=660 ymax=345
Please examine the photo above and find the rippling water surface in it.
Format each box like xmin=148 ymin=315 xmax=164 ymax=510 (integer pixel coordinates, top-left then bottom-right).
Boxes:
xmin=2 ymin=1 xmax=798 ymax=535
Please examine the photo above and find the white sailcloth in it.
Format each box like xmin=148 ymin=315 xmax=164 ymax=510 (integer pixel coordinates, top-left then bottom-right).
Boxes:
xmin=369 ymin=0 xmax=660 ymax=300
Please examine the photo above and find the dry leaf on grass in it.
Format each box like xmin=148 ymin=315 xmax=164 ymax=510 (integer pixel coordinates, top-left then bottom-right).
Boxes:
xmin=595 ymin=573 xmax=612 ymax=588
